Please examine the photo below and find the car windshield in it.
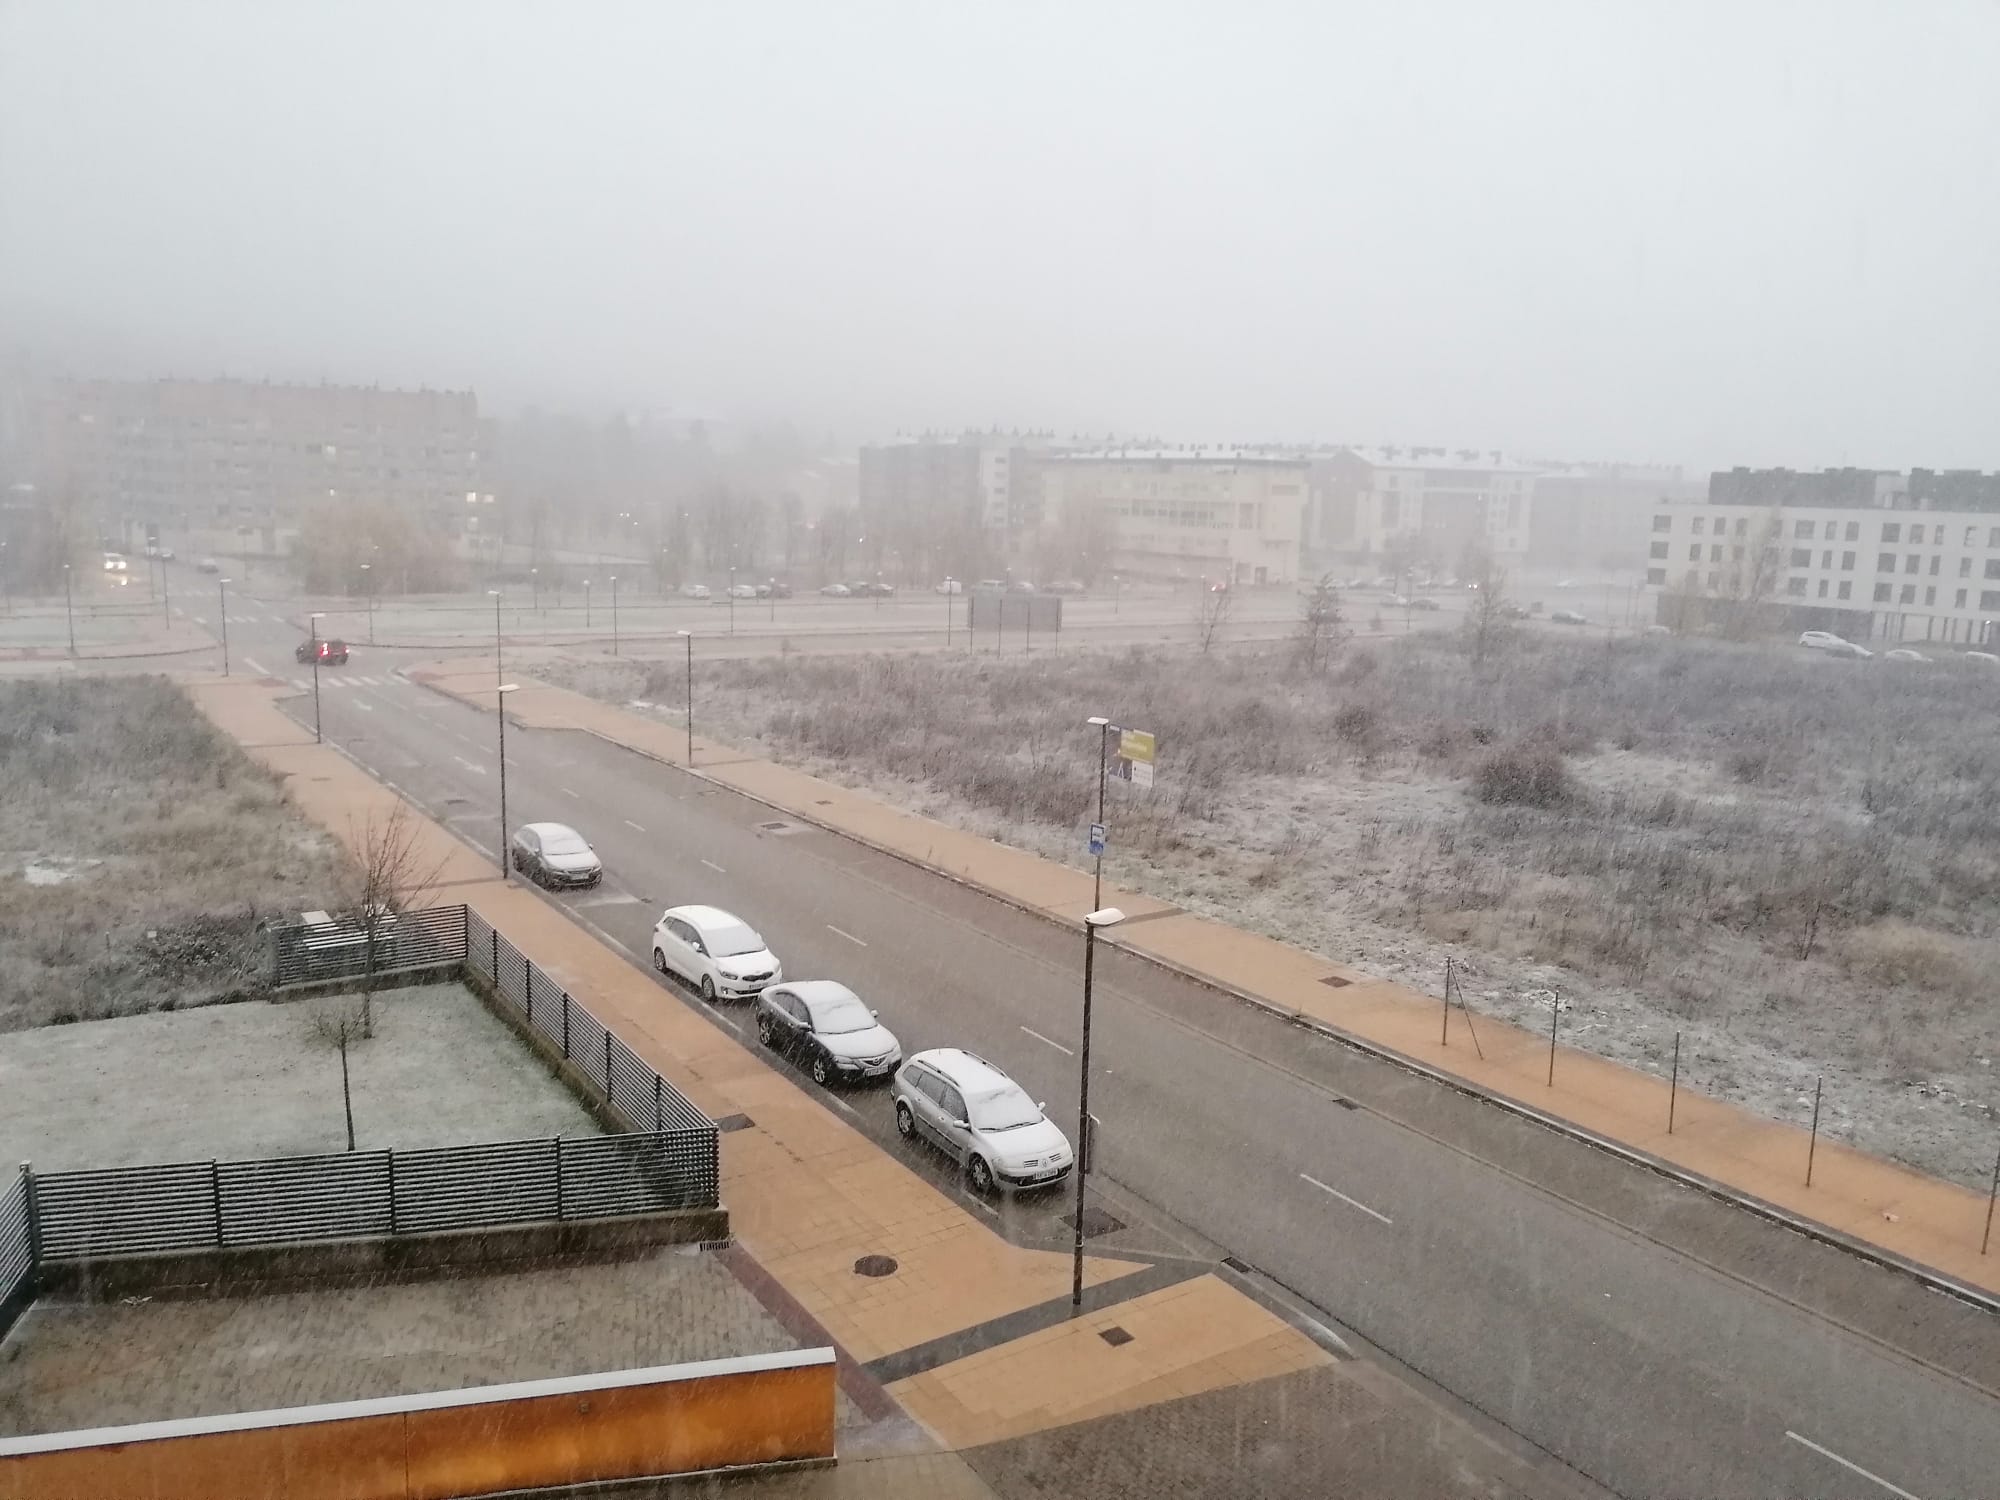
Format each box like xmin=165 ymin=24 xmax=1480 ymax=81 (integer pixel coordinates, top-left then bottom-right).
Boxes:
xmin=967 ymin=1084 xmax=1041 ymax=1131
xmin=704 ymin=921 xmax=764 ymax=957
xmin=808 ymin=994 xmax=874 ymax=1034
xmin=540 ymin=832 xmax=588 ymax=855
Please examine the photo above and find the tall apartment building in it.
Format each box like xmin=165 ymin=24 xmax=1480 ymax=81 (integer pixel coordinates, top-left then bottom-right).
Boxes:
xmin=857 ymin=432 xmax=1054 ymax=542
xmin=1527 ymin=462 xmax=1701 ymax=568
xmin=32 ymin=377 xmax=485 ymax=537
xmin=1307 ymin=447 xmax=1536 ymax=569
xmin=1647 ymin=467 xmax=2000 ymax=646
xmin=1038 ymin=450 xmax=1305 ymax=586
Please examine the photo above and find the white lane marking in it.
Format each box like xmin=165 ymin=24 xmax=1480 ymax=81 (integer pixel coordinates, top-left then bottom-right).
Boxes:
xmin=1300 ymin=1172 xmax=1394 ymax=1225
xmin=624 ymin=819 xmax=647 ymax=832
xmin=452 ymin=755 xmax=486 ymax=775
xmin=243 ymin=657 xmax=268 ymax=676
xmin=291 ymin=678 xmax=308 ymax=691
xmin=1021 ymin=1025 xmax=1073 ymax=1056
xmin=827 ymin=925 xmax=868 ymax=948
xmin=562 ymin=786 xmax=580 ymax=798
xmin=700 ymin=858 xmax=726 ymax=874
xmin=1783 ymin=1434 xmax=1921 ymax=1500
xmin=352 ymin=699 xmax=373 ymax=712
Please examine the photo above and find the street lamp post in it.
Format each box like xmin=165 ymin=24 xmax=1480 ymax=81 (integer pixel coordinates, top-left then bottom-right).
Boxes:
xmin=488 ymin=589 xmax=503 ymax=685
xmin=1086 ymin=716 xmax=1118 ymax=911
xmin=495 ymin=683 xmax=520 ymax=878
xmin=611 ymin=574 xmax=620 ymax=657
xmin=63 ymin=564 xmax=75 ymax=657
xmin=677 ymin=630 xmax=694 ymax=765
xmin=583 ymin=578 xmax=592 ymax=631
xmin=1071 ymin=906 xmax=1126 ymax=1309
xmin=945 ymin=578 xmax=955 ymax=646
xmin=161 ymin=554 xmax=170 ymax=625
xmin=360 ymin=563 xmax=373 ymax=644
xmin=530 ymin=566 xmax=539 ymax=613
xmin=219 ymin=578 xmax=232 ymax=675
xmin=728 ymin=567 xmax=736 ymax=636
xmin=309 ymin=611 xmax=325 ymax=742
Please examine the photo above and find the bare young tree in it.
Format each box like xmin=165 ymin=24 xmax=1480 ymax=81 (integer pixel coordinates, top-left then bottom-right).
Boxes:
xmin=341 ymin=801 xmax=448 ymax=1036
xmin=1715 ymin=507 xmax=1785 ymax=641
xmin=1190 ymin=581 xmax=1235 ymax=655
xmin=1291 ymin=572 xmax=1348 ymax=675
xmin=1461 ymin=568 xmax=1518 ymax=669
xmin=310 ymin=999 xmax=368 ymax=1151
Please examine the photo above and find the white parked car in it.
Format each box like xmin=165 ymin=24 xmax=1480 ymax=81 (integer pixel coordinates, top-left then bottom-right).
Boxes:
xmin=651 ymin=905 xmax=781 ymax=1002
xmin=725 ymin=583 xmax=758 ymax=599
xmin=680 ymin=583 xmax=711 ymax=599
xmin=1883 ymin=648 xmax=1931 ymax=663
xmin=1963 ymin=650 xmax=2000 ymax=665
xmin=1550 ymin=609 xmax=1588 ymax=625
xmin=892 ymin=1048 xmax=1073 ymax=1196
xmin=755 ymin=981 xmax=901 ymax=1086
xmin=934 ymin=579 xmax=964 ymax=594
xmin=1798 ymin=630 xmax=1848 ymax=652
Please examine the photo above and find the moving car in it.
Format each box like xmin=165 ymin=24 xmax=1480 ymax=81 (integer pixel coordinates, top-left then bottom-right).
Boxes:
xmin=197 ymin=557 xmax=221 ymax=573
xmin=755 ymin=980 xmax=901 ymax=1086
xmin=295 ymin=638 xmax=350 ymax=664
xmin=818 ymin=582 xmax=851 ymax=596
xmin=651 ymin=904 xmax=781 ymax=1002
xmin=1884 ymin=648 xmax=1931 ymax=664
xmin=892 ymin=1048 xmax=1073 ymax=1196
xmin=101 ymin=552 xmax=128 ymax=572
xmin=1550 ymin=609 xmax=1588 ymax=625
xmin=509 ymin=821 xmax=602 ymax=888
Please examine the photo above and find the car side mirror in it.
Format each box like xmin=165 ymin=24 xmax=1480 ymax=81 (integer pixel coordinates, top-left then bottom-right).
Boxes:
xmin=1036 ymin=1101 xmax=1047 ymax=1112
xmin=952 ymin=1116 xmax=970 ymax=1129
xmin=870 ymin=1008 xmax=879 ymax=1017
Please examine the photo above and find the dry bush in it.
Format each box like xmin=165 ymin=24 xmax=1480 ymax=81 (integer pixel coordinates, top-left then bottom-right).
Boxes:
xmin=1472 ymin=744 xmax=1579 ymax=808
xmin=1838 ymin=920 xmax=1981 ymax=993
xmin=0 ymin=676 xmax=345 ymax=1031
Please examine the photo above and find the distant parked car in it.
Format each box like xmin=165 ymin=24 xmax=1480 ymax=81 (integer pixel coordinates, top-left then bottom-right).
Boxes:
xmin=1643 ymin=624 xmax=1673 ymax=636
xmin=972 ymin=579 xmax=1006 ymax=595
xmin=892 ymin=1048 xmax=1073 ymax=1196
xmin=1884 ymin=648 xmax=1931 ymax=663
xmin=1409 ymin=597 xmax=1441 ymax=611
xmin=1550 ymin=609 xmax=1588 ymax=625
xmin=1006 ymin=579 xmax=1038 ymax=594
xmin=1827 ymin=640 xmax=1874 ymax=659
xmin=857 ymin=580 xmax=896 ymax=597
xmin=197 ymin=557 xmax=221 ymax=573
xmin=295 ymin=638 xmax=349 ymax=664
xmin=1499 ymin=602 xmax=1529 ymax=619
xmin=651 ymin=905 xmax=781 ymax=1003
xmin=1962 ymin=650 xmax=2000 ymax=665
xmin=764 ymin=580 xmax=792 ymax=598
xmin=1043 ymin=579 xmax=1086 ymax=595
xmin=1554 ymin=578 xmax=1577 ymax=589
xmin=1798 ymin=630 xmax=1847 ymax=652
xmin=756 ymin=980 xmax=902 ymax=1087
xmin=935 ymin=579 xmax=964 ymax=594
xmin=726 ymin=583 xmax=759 ymax=599
xmin=510 ymin=821 xmax=602 ymax=889
xmin=1389 ymin=594 xmax=1412 ymax=608
xmin=819 ymin=582 xmax=851 ymax=596
xmin=680 ymin=583 xmax=711 ymax=599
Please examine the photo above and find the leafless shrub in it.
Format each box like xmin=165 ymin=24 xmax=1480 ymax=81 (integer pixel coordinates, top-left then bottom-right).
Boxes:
xmin=1839 ymin=920 xmax=1980 ymax=993
xmin=1472 ymin=744 xmax=1579 ymax=808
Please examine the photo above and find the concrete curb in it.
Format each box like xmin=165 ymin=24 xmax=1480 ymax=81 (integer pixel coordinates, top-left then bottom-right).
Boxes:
xmin=408 ymin=673 xmax=2000 ymax=1319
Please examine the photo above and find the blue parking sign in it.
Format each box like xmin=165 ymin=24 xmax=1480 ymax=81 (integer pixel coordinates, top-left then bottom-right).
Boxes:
xmin=1088 ymin=822 xmax=1106 ymax=856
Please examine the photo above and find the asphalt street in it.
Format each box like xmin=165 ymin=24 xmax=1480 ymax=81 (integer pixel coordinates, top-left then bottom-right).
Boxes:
xmin=201 ymin=574 xmax=2000 ymax=1500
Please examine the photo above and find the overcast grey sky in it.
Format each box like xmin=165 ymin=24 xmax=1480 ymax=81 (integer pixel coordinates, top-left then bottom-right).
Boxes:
xmin=2 ymin=0 xmax=1995 ymax=468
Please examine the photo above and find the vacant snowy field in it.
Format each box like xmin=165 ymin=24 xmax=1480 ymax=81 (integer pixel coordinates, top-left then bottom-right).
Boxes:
xmin=546 ymin=633 xmax=2000 ymax=1186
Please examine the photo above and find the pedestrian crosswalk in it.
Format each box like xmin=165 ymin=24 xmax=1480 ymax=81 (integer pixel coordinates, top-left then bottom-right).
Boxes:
xmin=288 ymin=674 xmax=395 ymax=691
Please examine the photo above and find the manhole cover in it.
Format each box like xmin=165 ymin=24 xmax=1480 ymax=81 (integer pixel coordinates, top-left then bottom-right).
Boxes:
xmin=1099 ymin=1326 xmax=1134 ymax=1347
xmin=815 ymin=799 xmax=832 ymax=806
xmin=853 ymin=1254 xmax=899 ymax=1278
xmin=1334 ymin=1097 xmax=1360 ymax=1111
xmin=1319 ymin=974 xmax=1353 ymax=989
xmin=1061 ymin=1206 xmax=1125 ymax=1239
xmin=445 ymin=797 xmax=470 ymax=807
xmin=714 ymin=1113 xmax=754 ymax=1133
xmin=756 ymin=820 xmax=803 ymax=835
xmin=1221 ymin=1255 xmax=1253 ymax=1274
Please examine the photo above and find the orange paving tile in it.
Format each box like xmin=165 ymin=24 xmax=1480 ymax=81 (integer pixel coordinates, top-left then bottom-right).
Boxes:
xmin=410 ymin=659 xmax=2000 ymax=1299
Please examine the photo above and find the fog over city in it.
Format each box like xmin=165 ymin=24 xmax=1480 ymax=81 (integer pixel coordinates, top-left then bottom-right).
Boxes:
xmin=4 ymin=0 xmax=1996 ymax=464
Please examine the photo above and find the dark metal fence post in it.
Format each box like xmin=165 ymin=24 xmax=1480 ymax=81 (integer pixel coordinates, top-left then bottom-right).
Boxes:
xmin=1668 ymin=1032 xmax=1681 ymax=1135
xmin=1441 ymin=958 xmax=1452 ymax=1046
xmin=19 ymin=1161 xmax=39 ymax=1269
xmin=461 ymin=903 xmax=470 ymax=963
xmin=1547 ymin=994 xmax=1559 ymax=1086
xmin=1805 ymin=1076 xmax=1823 ymax=1187
xmin=604 ymin=1029 xmax=614 ymax=1103
xmin=210 ymin=1159 xmax=223 ymax=1247
xmin=561 ymin=993 xmax=571 ymax=1058
xmin=654 ymin=1074 xmax=663 ymax=1132
xmin=490 ymin=926 xmax=498 ymax=983
xmin=553 ymin=1136 xmax=565 ymax=1220
xmin=1984 ymin=1140 xmax=1999 ymax=1256
xmin=386 ymin=1148 xmax=399 ymax=1235
xmin=524 ymin=961 xmax=534 ymax=1025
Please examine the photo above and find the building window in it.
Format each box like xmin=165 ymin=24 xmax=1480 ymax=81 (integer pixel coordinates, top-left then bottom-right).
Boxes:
xmin=1710 ymin=544 xmax=1724 ymax=562
xmin=1905 ymin=554 xmax=1921 ymax=574
xmin=1874 ymin=583 xmax=1893 ymax=602
xmin=1930 ymin=555 xmax=1941 ymax=575
xmin=1987 ymin=559 xmax=2000 ymax=580
xmin=1793 ymin=519 xmax=1814 ymax=539
xmin=1821 ymin=550 xmax=1833 ymax=569
xmin=1786 ymin=578 xmax=1807 ymax=596
xmin=1238 ymin=503 xmax=1257 ymax=529
xmin=1652 ymin=514 xmax=1672 ymax=532
xmin=1707 ymin=571 xmax=1721 ymax=590
xmin=1900 ymin=584 xmax=1917 ymax=604
xmin=1692 ymin=517 xmax=1705 ymax=535
xmin=1789 ymin=548 xmax=1811 ymax=568
xmin=1990 ymin=526 xmax=2000 ymax=548
xmin=1646 ymin=567 xmax=1666 ymax=586
xmin=1817 ymin=579 xmax=1829 ymax=598
xmin=1956 ymin=589 xmax=1968 ymax=608
xmin=1732 ymin=517 xmax=1745 ymax=536
xmin=1688 ymin=544 xmax=1701 ymax=562
xmin=1838 ymin=581 xmax=1852 ymax=600
xmin=1881 ymin=523 xmax=1901 ymax=543
xmin=1925 ymin=586 xmax=1936 ymax=606
xmin=1841 ymin=551 xmax=1855 ymax=571
xmin=1984 ymin=591 xmax=2000 ymax=611
xmin=1961 ymin=557 xmax=1972 ymax=577
xmin=1732 ymin=545 xmax=1744 ymax=562
xmin=1878 ymin=553 xmax=1896 ymax=573
xmin=1965 ymin=526 xmax=1977 ymax=547
xmin=1846 ymin=522 xmax=1860 ymax=541
xmin=1933 ymin=525 xmax=1947 ymax=545
xmin=1649 ymin=541 xmax=1669 ymax=560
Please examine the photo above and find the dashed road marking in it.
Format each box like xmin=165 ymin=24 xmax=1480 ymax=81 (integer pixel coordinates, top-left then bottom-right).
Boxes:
xmin=827 ymin=925 xmax=868 ymax=948
xmin=625 ymin=819 xmax=647 ymax=832
xmin=1020 ymin=1026 xmax=1073 ymax=1056
xmin=701 ymin=858 xmax=726 ymax=874
xmin=1300 ymin=1172 xmax=1393 ymax=1225
xmin=1783 ymin=1433 xmax=1921 ymax=1500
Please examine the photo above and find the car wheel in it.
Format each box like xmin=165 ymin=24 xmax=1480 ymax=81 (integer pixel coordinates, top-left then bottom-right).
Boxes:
xmin=810 ymin=1052 xmax=831 ymax=1086
xmin=756 ymin=1014 xmax=775 ymax=1047
xmin=895 ymin=1101 xmax=916 ymax=1138
xmin=699 ymin=973 xmax=717 ymax=1003
xmin=967 ymin=1155 xmax=995 ymax=1196
xmin=651 ymin=947 xmax=668 ymax=974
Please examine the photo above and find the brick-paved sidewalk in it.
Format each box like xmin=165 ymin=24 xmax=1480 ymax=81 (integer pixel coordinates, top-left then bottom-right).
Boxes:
xmin=408 ymin=657 xmax=2000 ymax=1300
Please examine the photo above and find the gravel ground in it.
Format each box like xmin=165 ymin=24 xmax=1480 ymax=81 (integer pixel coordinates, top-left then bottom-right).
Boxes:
xmin=0 ymin=982 xmax=598 ymax=1170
